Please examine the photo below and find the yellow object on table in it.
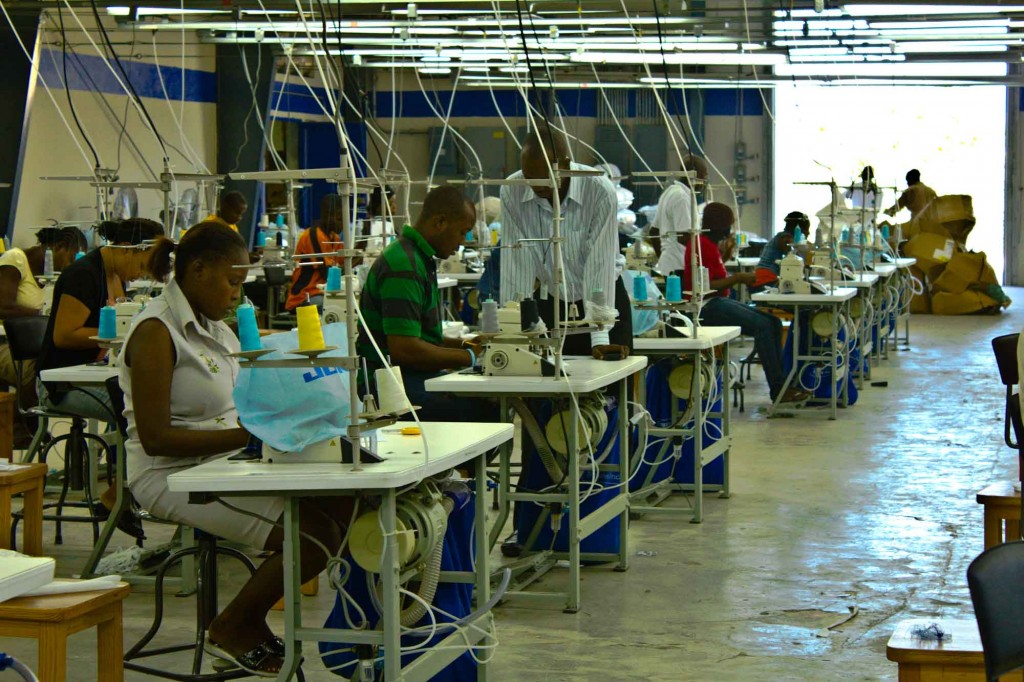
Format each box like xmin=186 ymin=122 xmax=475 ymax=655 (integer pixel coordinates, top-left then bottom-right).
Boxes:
xmin=295 ymin=304 xmax=325 ymax=351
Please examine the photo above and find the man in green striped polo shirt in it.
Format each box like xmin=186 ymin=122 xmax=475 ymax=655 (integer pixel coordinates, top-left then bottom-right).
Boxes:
xmin=358 ymin=185 xmax=493 ymax=422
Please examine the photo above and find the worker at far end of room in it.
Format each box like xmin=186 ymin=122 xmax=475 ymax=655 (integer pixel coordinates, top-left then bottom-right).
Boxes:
xmin=204 ymin=190 xmax=247 ymax=233
xmin=649 ymin=154 xmax=708 ymax=277
xmin=885 ymin=169 xmax=937 ymax=221
xmin=357 ymin=185 xmax=497 ymax=422
xmin=286 ymin=194 xmax=343 ymax=313
xmin=684 ymin=202 xmax=810 ymax=405
xmin=499 ymin=122 xmax=632 ymax=359
xmin=753 ymin=211 xmax=810 ymax=289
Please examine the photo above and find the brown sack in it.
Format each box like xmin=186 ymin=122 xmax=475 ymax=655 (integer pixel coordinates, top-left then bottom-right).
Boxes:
xmin=933 ymin=194 xmax=975 ymax=245
xmin=904 ymin=232 xmax=956 ymax=272
xmin=931 ymin=251 xmax=989 ymax=295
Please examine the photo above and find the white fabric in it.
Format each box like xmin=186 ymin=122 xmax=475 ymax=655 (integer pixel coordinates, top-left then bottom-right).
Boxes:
xmin=846 ymin=188 xmax=878 ymax=210
xmin=653 ymin=182 xmax=694 ymax=275
xmin=0 ymin=248 xmax=44 ymax=311
xmin=499 ymin=162 xmax=617 ymax=347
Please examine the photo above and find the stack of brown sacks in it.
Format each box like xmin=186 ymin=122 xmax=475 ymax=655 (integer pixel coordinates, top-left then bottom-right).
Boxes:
xmin=899 ymin=194 xmax=1008 ymax=314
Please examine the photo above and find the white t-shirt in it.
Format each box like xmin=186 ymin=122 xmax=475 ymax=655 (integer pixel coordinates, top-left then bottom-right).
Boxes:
xmin=0 ymin=248 xmax=43 ymax=312
xmin=653 ymin=182 xmax=694 ymax=275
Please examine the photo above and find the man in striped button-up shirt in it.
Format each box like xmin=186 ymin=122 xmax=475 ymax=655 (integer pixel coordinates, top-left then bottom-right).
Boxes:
xmin=498 ymin=125 xmax=632 ymax=359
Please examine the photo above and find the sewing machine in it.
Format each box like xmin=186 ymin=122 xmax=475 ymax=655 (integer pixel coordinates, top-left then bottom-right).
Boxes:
xmin=778 ymin=252 xmax=828 ymax=295
xmin=483 ymin=334 xmax=556 ymax=377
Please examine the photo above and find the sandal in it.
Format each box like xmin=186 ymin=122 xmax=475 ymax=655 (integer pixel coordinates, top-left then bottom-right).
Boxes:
xmin=204 ymin=637 xmax=282 ymax=678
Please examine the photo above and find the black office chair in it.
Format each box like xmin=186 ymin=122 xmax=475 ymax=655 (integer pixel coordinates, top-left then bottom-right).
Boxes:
xmin=5 ymin=316 xmax=109 ymax=546
xmin=967 ymin=541 xmax=1024 ymax=681
xmin=991 ymin=333 xmax=1020 ymax=450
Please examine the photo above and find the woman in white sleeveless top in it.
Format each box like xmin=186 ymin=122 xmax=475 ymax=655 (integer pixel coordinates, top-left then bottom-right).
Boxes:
xmin=121 ymin=223 xmax=353 ymax=676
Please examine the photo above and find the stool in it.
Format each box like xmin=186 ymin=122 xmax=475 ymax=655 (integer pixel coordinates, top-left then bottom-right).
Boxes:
xmin=11 ymin=417 xmax=111 ymax=546
xmin=124 ymin=530 xmax=296 ymax=680
xmin=1 ymin=462 xmax=47 ymax=556
xmin=886 ymin=618 xmax=1024 ymax=681
xmin=0 ymin=580 xmax=130 ymax=682
xmin=976 ymin=482 xmax=1021 ymax=549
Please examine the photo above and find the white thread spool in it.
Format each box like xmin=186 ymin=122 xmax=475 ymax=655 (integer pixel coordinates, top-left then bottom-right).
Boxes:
xmin=480 ymin=299 xmax=500 ymax=334
xmin=375 ymin=366 xmax=408 ymax=414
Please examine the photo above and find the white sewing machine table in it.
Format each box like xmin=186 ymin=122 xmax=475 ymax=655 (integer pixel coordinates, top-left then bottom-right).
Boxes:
xmin=631 ymin=326 xmax=740 ymax=522
xmin=424 ymin=356 xmax=647 ymax=614
xmin=168 ymin=421 xmax=513 ymax=682
xmin=751 ymin=287 xmax=857 ymax=419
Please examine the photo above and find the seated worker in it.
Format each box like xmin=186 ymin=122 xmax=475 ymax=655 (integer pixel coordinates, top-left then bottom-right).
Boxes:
xmin=0 ymin=226 xmax=86 ymax=405
xmin=753 ymin=211 xmax=810 ymax=288
xmin=357 ymin=185 xmax=496 ymax=422
xmin=286 ymin=194 xmax=343 ymax=312
xmin=37 ymin=218 xmax=166 ymax=421
xmin=360 ymin=185 xmax=397 ymax=248
xmin=204 ymin=190 xmax=247 ymax=232
xmin=684 ymin=203 xmax=809 ymax=405
xmin=36 ymin=218 xmax=163 ymax=538
xmin=885 ymin=168 xmax=938 ymax=221
xmin=122 ymin=223 xmax=353 ymax=676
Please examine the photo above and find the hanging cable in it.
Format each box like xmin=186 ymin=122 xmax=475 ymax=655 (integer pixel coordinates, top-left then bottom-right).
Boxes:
xmin=55 ymin=2 xmax=100 ymax=170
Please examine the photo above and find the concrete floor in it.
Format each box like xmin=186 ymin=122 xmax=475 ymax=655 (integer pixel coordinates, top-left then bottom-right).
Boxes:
xmin=2 ymin=300 xmax=1020 ymax=681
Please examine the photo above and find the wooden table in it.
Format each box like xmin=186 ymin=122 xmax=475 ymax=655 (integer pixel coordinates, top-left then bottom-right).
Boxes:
xmin=977 ymin=481 xmax=1021 ymax=549
xmin=0 ymin=462 xmax=48 ymax=556
xmin=0 ymin=581 xmax=130 ymax=682
xmin=887 ymin=618 xmax=1024 ymax=681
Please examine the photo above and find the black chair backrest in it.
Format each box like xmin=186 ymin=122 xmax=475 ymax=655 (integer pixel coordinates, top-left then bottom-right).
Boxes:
xmin=992 ymin=334 xmax=1020 ymax=388
xmin=3 ymin=316 xmax=49 ymax=362
xmin=104 ymin=375 xmax=129 ymax=438
xmin=968 ymin=541 xmax=1024 ymax=681
xmin=264 ymin=265 xmax=288 ymax=287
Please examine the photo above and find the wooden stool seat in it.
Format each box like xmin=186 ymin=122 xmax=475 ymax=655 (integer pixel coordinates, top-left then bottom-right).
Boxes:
xmin=976 ymin=481 xmax=1021 ymax=549
xmin=0 ymin=462 xmax=48 ymax=556
xmin=0 ymin=581 xmax=130 ymax=682
xmin=886 ymin=618 xmax=1024 ymax=681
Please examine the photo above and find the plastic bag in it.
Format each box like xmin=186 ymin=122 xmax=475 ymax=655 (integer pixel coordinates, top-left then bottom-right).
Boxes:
xmin=233 ymin=323 xmax=358 ymax=452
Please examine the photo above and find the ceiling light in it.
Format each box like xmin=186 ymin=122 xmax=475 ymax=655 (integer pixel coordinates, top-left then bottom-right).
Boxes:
xmin=569 ymin=51 xmax=785 ymax=66
xmin=105 ymin=6 xmax=131 ymax=16
xmin=895 ymin=41 xmax=1010 ymax=53
xmin=869 ymin=19 xmax=1011 ymax=29
xmin=844 ymin=4 xmax=1024 ymax=16
xmin=775 ymin=61 xmax=1008 ymax=77
xmin=417 ymin=67 xmax=451 ymax=75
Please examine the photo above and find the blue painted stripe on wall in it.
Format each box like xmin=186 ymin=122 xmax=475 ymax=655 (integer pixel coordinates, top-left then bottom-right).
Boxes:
xmin=1019 ymin=87 xmax=1024 ymax=111
xmin=370 ymin=87 xmax=763 ymax=119
xmin=36 ymin=47 xmax=216 ymax=103
xmin=372 ymin=88 xmax=599 ymax=118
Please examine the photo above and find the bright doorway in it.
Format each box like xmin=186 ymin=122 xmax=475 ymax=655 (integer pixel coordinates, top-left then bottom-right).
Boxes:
xmin=774 ymin=85 xmax=1006 ymax=280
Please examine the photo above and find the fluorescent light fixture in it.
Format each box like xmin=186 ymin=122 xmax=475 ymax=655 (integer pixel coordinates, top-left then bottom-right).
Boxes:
xmin=869 ymin=19 xmax=1010 ymax=29
xmin=419 ymin=56 xmax=452 ymax=63
xmin=852 ymin=46 xmax=895 ymax=54
xmin=498 ymin=66 xmax=531 ymax=73
xmin=774 ymin=39 xmax=842 ymax=47
xmin=418 ymin=67 xmax=451 ymax=75
xmin=569 ymin=51 xmax=786 ymax=66
xmin=775 ymin=61 xmax=1008 ymax=77
xmin=896 ymin=41 xmax=1009 ymax=53
xmin=463 ymin=66 xmax=491 ymax=73
xmin=106 ymin=6 xmax=130 ymax=16
xmin=774 ymin=19 xmax=869 ymax=31
xmin=789 ymin=47 xmax=852 ymax=56
xmin=844 ymin=4 xmax=1024 ymax=16
xmin=774 ymin=8 xmax=844 ymax=18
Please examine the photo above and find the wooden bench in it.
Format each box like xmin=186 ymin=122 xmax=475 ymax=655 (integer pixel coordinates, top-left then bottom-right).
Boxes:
xmin=0 ymin=462 xmax=48 ymax=555
xmin=0 ymin=581 xmax=130 ymax=682
xmin=886 ymin=618 xmax=1024 ymax=681
xmin=976 ymin=481 xmax=1021 ymax=549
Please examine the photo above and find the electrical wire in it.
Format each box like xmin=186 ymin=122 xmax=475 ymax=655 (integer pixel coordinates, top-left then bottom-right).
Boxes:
xmin=55 ymin=2 xmax=100 ymax=170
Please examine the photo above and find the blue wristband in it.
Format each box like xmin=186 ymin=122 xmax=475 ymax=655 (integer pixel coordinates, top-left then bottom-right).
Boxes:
xmin=466 ymin=348 xmax=476 ymax=367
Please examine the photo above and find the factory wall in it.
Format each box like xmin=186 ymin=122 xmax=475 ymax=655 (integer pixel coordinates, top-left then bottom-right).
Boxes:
xmin=11 ymin=17 xmax=216 ymax=247
xmin=361 ymin=73 xmax=772 ymax=233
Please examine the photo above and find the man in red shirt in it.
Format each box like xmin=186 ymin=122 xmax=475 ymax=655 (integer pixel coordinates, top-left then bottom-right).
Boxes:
xmin=683 ymin=203 xmax=808 ymax=404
